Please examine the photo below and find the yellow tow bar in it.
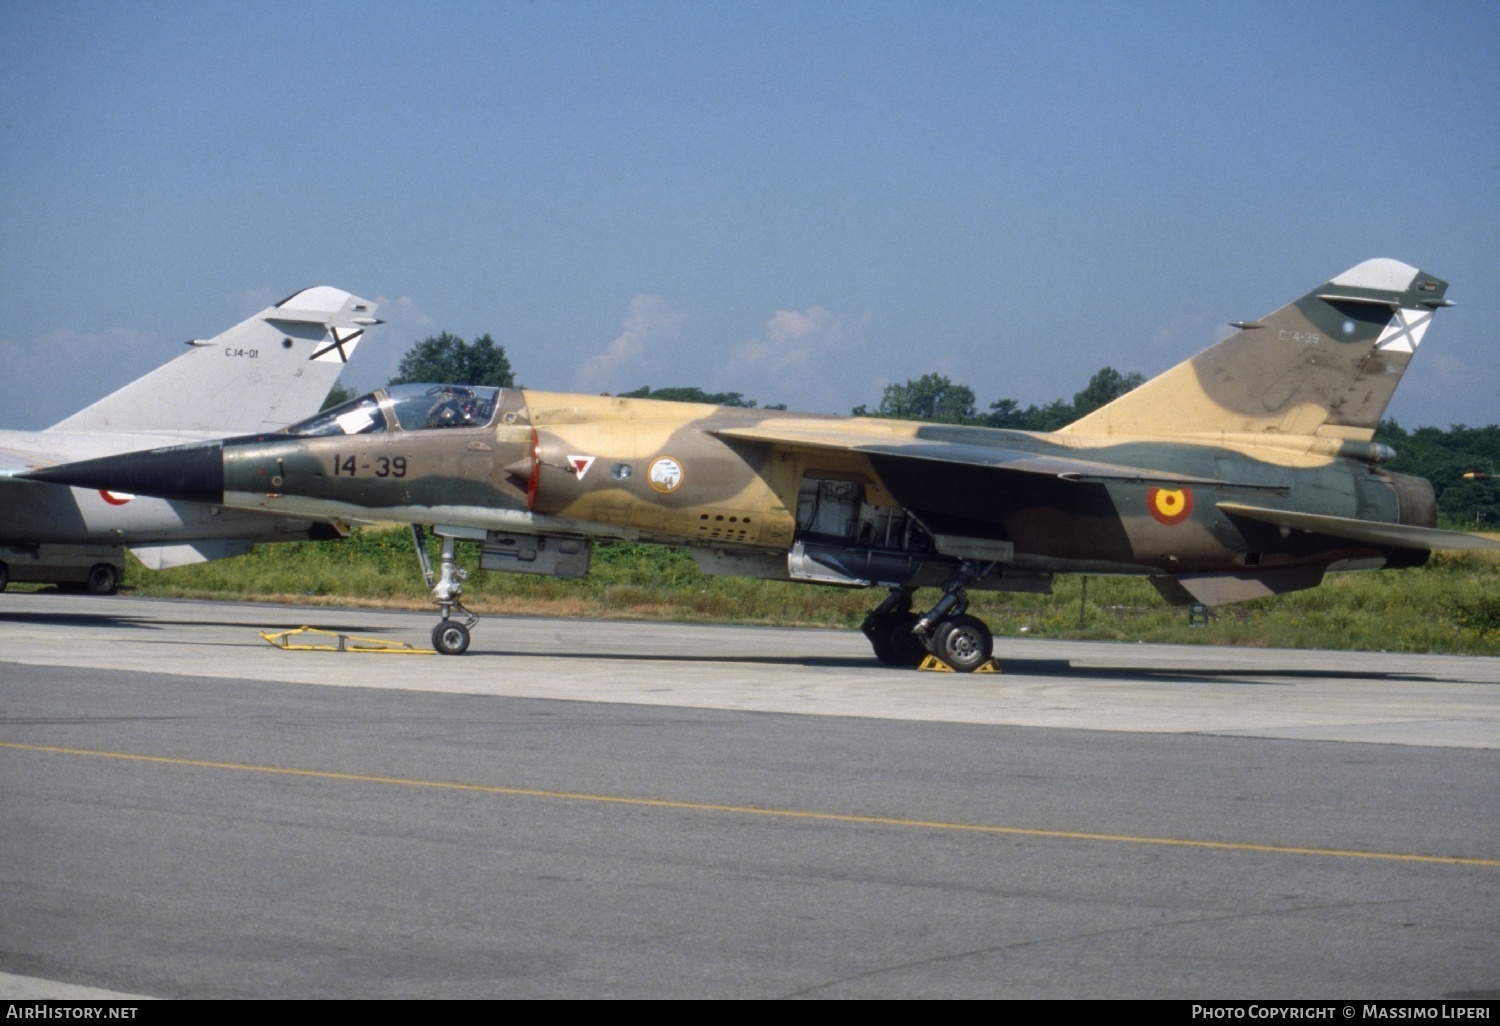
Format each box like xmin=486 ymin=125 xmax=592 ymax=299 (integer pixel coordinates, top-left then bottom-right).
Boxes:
xmin=259 ymin=626 xmax=435 ymax=655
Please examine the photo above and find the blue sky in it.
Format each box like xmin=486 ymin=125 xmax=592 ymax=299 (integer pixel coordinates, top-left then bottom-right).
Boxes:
xmin=3 ymin=0 xmax=1496 ymax=429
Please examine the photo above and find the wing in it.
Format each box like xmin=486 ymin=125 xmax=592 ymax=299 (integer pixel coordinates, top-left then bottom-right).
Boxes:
xmin=712 ymin=423 xmax=1282 ymax=491
xmin=0 ymin=438 xmax=54 ymax=478
xmin=1217 ymin=502 xmax=1500 ymax=551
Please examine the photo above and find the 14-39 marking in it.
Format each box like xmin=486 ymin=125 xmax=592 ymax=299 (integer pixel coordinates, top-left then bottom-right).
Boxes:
xmin=332 ymin=455 xmax=407 ymax=477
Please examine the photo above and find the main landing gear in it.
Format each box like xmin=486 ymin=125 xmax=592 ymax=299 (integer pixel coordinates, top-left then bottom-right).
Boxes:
xmin=860 ymin=562 xmax=996 ymax=672
xmin=860 ymin=587 xmax=927 ymax=667
xmin=411 ymin=525 xmax=478 ymax=655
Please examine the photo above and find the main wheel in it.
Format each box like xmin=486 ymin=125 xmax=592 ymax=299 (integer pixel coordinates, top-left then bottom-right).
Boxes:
xmin=932 ymin=614 xmax=993 ymax=672
xmin=886 ymin=611 xmax=928 ymax=666
xmin=866 ymin=610 xmax=927 ymax=666
xmin=85 ymin=563 xmax=120 ymax=595
xmin=865 ymin=618 xmax=897 ymax=664
xmin=432 ymin=621 xmax=471 ymax=655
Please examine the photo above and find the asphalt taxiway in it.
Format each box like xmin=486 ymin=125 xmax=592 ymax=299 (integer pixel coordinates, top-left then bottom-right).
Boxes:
xmin=3 ymin=593 xmax=1497 ymax=745
xmin=1 ymin=593 xmax=1497 ymax=997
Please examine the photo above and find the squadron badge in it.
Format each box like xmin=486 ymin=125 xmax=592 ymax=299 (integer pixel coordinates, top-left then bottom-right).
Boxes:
xmin=647 ymin=456 xmax=684 ymax=493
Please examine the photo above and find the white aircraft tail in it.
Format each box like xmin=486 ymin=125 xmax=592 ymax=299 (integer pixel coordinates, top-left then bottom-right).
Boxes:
xmin=49 ymin=286 xmax=381 ymax=435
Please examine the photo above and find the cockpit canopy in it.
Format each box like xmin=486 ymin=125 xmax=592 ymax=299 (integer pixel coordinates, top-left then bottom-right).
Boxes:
xmin=286 ymin=384 xmax=502 ymax=437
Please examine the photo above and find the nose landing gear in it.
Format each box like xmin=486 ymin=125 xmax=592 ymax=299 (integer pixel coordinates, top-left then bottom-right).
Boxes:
xmin=411 ymin=525 xmax=479 ymax=655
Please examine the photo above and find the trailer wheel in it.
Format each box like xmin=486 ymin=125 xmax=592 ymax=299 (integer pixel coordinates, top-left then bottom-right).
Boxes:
xmin=85 ymin=563 xmax=121 ymax=595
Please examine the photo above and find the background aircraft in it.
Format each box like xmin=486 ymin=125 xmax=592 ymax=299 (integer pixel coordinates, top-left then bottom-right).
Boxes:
xmin=26 ymin=259 xmax=1500 ymax=666
xmin=0 ymin=287 xmax=378 ymax=592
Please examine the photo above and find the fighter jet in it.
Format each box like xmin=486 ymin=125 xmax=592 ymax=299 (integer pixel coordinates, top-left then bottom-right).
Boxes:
xmin=24 ymin=259 xmax=1499 ymax=666
xmin=0 ymin=287 xmax=379 ymax=592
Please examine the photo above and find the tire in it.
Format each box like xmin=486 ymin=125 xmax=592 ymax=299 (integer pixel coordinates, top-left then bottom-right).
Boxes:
xmin=886 ymin=611 xmax=929 ymax=666
xmin=932 ymin=614 xmax=993 ymax=672
xmin=85 ymin=563 xmax=120 ymax=596
xmin=865 ymin=620 xmax=898 ymax=664
xmin=432 ymin=621 xmax=471 ymax=656
xmin=866 ymin=610 xmax=927 ymax=666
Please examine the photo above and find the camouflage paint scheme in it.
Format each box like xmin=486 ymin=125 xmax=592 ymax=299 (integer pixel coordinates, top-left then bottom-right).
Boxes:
xmin=25 ymin=260 xmax=1500 ymax=665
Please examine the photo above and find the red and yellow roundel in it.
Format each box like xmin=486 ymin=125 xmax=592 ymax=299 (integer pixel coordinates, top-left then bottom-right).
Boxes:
xmin=1147 ymin=486 xmax=1194 ymax=525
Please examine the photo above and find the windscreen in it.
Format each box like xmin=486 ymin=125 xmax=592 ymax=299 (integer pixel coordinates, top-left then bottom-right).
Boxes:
xmin=386 ymin=384 xmax=499 ymax=431
xmin=285 ymin=394 xmax=387 ymax=436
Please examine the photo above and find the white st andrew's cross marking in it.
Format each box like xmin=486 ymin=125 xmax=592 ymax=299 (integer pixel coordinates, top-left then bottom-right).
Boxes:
xmin=1374 ymin=308 xmax=1432 ymax=355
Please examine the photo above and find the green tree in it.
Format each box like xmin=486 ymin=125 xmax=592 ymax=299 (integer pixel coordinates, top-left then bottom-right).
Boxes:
xmin=855 ymin=373 xmax=977 ymax=423
xmin=618 ymin=385 xmax=759 ymax=407
xmin=980 ymin=397 xmax=1070 ymax=430
xmin=856 ymin=367 xmax=1145 ymax=429
xmin=1071 ymin=366 xmax=1146 ymax=418
xmin=1019 ymin=399 xmax=1079 ymax=432
xmin=1376 ymin=420 xmax=1500 ymax=528
xmin=319 ymin=381 xmax=358 ymax=410
xmin=982 ymin=398 xmax=1025 ymax=428
xmin=389 ymin=332 xmax=515 ymax=388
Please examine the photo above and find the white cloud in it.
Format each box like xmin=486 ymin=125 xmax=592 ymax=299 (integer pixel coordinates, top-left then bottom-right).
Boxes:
xmin=735 ymin=307 xmax=862 ymax=375
xmin=577 ymin=295 xmax=687 ymax=389
xmin=726 ymin=307 xmax=869 ymax=409
xmin=378 ymin=294 xmax=434 ymax=330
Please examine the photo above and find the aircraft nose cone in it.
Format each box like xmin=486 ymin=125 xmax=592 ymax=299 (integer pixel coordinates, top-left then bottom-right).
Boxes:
xmin=21 ymin=442 xmax=225 ymax=504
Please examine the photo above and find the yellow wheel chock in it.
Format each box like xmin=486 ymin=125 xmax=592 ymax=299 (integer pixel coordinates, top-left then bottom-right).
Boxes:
xmin=260 ymin=626 xmax=435 ymax=655
xmin=917 ymin=654 xmax=1001 ymax=673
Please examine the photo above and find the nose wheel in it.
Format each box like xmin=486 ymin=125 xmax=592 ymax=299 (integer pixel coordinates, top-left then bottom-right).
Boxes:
xmin=412 ymin=525 xmax=479 ymax=655
xmin=432 ymin=620 xmax=471 ymax=656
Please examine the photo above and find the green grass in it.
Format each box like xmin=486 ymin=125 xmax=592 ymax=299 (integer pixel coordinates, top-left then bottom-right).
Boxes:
xmin=116 ymin=528 xmax=1500 ymax=655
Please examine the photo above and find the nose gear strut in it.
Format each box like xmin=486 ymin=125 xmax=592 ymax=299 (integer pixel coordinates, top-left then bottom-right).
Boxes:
xmin=410 ymin=524 xmax=479 ymax=655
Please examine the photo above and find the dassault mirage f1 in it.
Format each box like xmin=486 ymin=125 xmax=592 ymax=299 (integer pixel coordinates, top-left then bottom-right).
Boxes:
xmin=25 ymin=259 xmax=1500 ymax=666
xmin=0 ymin=287 xmax=379 ymax=592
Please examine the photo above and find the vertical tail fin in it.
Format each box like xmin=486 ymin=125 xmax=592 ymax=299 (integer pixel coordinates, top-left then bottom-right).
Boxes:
xmin=1062 ymin=259 xmax=1450 ymax=440
xmin=49 ymin=286 xmax=381 ymax=435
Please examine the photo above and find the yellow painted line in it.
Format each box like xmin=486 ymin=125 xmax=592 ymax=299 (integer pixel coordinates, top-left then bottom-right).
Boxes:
xmin=4 ymin=740 xmax=1497 ymax=867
